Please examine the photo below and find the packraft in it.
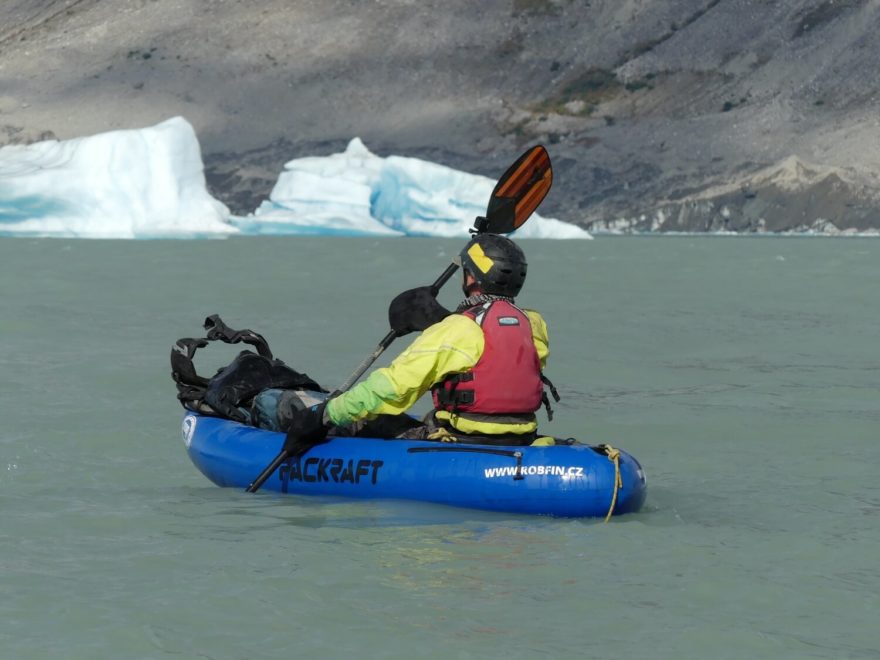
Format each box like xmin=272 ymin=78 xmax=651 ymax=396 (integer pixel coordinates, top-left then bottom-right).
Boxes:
xmin=171 ymin=316 xmax=647 ymax=518
xmin=181 ymin=412 xmax=647 ymax=518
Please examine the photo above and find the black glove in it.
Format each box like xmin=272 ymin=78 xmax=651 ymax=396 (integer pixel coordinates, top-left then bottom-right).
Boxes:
xmin=388 ymin=286 xmax=452 ymax=336
xmin=282 ymin=402 xmax=329 ymax=455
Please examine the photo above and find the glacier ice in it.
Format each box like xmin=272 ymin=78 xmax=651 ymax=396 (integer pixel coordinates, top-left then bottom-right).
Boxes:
xmin=248 ymin=137 xmax=591 ymax=239
xmin=0 ymin=117 xmax=590 ymax=239
xmin=0 ymin=117 xmax=233 ymax=238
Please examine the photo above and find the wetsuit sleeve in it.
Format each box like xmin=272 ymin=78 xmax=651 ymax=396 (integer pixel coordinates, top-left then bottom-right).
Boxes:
xmin=524 ymin=309 xmax=549 ymax=368
xmin=326 ymin=314 xmax=484 ymax=426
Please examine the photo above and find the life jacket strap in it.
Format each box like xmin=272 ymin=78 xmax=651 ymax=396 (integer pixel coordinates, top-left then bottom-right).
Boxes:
xmin=432 ymin=372 xmax=474 ymax=409
xmin=539 ymin=372 xmax=561 ymax=421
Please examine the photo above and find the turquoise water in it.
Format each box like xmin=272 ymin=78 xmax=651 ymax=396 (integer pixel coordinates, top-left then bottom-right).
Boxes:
xmin=1 ymin=236 xmax=878 ymax=659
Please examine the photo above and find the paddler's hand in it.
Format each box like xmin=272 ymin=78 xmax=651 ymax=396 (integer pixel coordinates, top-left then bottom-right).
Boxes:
xmin=388 ymin=286 xmax=451 ymax=336
xmin=282 ymin=402 xmax=329 ymax=455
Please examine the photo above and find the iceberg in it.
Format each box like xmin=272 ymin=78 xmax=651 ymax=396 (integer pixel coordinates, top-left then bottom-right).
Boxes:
xmin=0 ymin=116 xmax=590 ymax=239
xmin=246 ymin=138 xmax=591 ymax=239
xmin=0 ymin=117 xmax=233 ymax=238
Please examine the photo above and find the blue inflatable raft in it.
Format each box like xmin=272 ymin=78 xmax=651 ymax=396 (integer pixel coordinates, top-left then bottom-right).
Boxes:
xmin=181 ymin=413 xmax=647 ymax=518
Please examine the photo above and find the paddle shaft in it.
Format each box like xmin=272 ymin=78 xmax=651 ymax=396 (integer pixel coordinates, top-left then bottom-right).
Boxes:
xmin=333 ymin=262 xmax=458 ymax=394
xmin=245 ymin=449 xmax=291 ymax=493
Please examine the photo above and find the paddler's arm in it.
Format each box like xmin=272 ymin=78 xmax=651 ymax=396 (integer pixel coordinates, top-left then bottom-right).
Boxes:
xmin=524 ymin=308 xmax=550 ymax=368
xmin=326 ymin=314 xmax=484 ymax=427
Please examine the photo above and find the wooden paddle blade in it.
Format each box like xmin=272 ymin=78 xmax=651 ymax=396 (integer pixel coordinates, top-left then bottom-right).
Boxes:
xmin=483 ymin=145 xmax=552 ymax=233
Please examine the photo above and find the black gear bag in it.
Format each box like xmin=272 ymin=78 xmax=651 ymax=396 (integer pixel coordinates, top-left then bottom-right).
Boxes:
xmin=170 ymin=314 xmax=325 ymax=423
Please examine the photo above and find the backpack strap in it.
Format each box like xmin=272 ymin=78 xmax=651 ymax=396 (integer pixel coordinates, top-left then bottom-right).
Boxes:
xmin=203 ymin=314 xmax=273 ymax=359
xmin=171 ymin=337 xmax=211 ymax=410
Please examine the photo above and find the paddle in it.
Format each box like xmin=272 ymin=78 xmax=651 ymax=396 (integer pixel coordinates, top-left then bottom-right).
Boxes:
xmin=245 ymin=145 xmax=552 ymax=493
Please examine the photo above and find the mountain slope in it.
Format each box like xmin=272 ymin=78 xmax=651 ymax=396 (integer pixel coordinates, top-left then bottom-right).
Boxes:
xmin=1 ymin=0 xmax=878 ymax=231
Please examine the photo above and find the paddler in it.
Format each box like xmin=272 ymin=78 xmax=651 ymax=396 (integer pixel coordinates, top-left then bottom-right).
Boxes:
xmin=282 ymin=233 xmax=559 ymax=451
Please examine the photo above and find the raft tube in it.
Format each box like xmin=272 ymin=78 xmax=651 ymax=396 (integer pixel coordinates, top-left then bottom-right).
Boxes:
xmin=181 ymin=413 xmax=647 ymax=518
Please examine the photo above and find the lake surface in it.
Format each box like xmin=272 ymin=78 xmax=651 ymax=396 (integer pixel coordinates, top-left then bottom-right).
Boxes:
xmin=1 ymin=236 xmax=878 ymax=659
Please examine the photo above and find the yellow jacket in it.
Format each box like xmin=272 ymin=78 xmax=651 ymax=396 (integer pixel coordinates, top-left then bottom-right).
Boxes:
xmin=327 ymin=309 xmax=549 ymax=436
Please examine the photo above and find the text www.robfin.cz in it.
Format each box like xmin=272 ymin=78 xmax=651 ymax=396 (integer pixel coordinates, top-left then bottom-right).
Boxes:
xmin=483 ymin=465 xmax=585 ymax=479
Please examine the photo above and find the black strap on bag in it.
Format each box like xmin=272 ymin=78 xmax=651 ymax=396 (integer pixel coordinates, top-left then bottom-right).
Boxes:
xmin=170 ymin=315 xmax=325 ymax=422
xmin=202 ymin=314 xmax=274 ymax=359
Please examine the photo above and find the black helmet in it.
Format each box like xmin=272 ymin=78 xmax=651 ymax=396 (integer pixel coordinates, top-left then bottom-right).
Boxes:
xmin=455 ymin=233 xmax=527 ymax=297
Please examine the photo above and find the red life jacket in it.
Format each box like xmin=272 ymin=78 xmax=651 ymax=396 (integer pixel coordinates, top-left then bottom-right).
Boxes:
xmin=432 ymin=300 xmax=544 ymax=415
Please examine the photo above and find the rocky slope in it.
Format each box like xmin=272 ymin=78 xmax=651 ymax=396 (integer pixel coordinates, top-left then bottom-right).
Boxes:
xmin=2 ymin=0 xmax=878 ymax=232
